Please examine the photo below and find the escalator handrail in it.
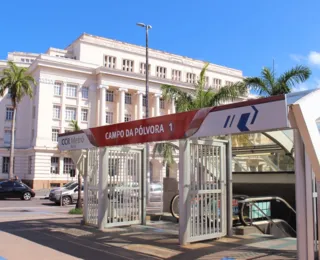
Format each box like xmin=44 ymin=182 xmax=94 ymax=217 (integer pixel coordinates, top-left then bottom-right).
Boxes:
xmin=238 ymin=196 xmax=296 ymax=215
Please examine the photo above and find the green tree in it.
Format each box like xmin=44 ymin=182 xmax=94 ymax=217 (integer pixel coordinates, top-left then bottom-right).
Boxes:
xmin=153 ymin=63 xmax=247 ymax=165
xmin=243 ymin=65 xmax=311 ymax=97
xmin=69 ymin=120 xmax=80 ymax=131
xmin=0 ymin=61 xmax=36 ymax=179
xmin=69 ymin=120 xmax=82 ymax=209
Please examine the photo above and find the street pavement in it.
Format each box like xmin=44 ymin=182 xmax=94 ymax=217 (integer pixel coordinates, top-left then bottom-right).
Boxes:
xmin=0 ymin=198 xmax=297 ymax=260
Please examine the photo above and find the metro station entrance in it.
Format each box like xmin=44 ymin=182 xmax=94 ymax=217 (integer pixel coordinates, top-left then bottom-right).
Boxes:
xmin=58 ymin=89 xmax=320 ymax=260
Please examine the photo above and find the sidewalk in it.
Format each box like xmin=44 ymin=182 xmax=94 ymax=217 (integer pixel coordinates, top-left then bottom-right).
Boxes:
xmin=0 ymin=216 xmax=297 ymax=260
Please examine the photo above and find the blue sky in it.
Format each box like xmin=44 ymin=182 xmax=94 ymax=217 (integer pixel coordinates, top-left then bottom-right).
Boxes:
xmin=2 ymin=0 xmax=320 ymax=91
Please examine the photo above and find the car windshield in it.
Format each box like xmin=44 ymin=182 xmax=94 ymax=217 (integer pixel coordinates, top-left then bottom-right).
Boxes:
xmin=63 ymin=182 xmax=75 ymax=188
xmin=66 ymin=183 xmax=78 ymax=190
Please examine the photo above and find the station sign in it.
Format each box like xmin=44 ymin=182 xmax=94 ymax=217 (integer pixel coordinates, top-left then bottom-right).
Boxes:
xmin=58 ymin=95 xmax=288 ymax=151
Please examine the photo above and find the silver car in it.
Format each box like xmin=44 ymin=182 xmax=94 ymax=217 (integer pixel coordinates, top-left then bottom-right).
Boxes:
xmin=46 ymin=181 xmax=76 ymax=199
xmin=49 ymin=182 xmax=83 ymax=205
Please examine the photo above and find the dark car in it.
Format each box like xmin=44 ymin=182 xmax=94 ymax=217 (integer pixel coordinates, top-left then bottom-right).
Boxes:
xmin=0 ymin=180 xmax=35 ymax=200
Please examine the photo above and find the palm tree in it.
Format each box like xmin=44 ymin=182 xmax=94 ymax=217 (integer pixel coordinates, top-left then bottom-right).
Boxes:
xmin=243 ymin=65 xmax=311 ymax=97
xmin=0 ymin=61 xmax=35 ymax=179
xmin=153 ymin=63 xmax=247 ymax=166
xmin=69 ymin=120 xmax=80 ymax=131
xmin=69 ymin=120 xmax=82 ymax=209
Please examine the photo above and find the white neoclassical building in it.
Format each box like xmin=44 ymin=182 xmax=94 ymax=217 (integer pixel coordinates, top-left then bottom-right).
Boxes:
xmin=0 ymin=33 xmax=251 ymax=189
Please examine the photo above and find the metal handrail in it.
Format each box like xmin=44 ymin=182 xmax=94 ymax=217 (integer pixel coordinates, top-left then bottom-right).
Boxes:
xmin=238 ymin=196 xmax=296 ymax=215
xmin=238 ymin=196 xmax=296 ymax=237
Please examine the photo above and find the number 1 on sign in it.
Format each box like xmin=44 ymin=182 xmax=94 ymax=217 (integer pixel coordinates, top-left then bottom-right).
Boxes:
xmin=169 ymin=123 xmax=173 ymax=132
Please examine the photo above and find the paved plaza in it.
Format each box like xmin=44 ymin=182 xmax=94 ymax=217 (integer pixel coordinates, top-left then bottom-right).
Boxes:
xmin=0 ymin=198 xmax=297 ymax=260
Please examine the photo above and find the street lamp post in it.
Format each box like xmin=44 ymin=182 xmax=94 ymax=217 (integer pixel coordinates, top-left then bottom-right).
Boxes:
xmin=137 ymin=23 xmax=152 ymax=221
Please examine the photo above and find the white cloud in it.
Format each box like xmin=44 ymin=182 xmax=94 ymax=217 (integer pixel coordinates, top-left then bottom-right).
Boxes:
xmin=308 ymin=51 xmax=320 ymax=66
xmin=292 ymin=83 xmax=309 ymax=93
xmin=290 ymin=54 xmax=305 ymax=62
xmin=291 ymin=80 xmax=320 ymax=93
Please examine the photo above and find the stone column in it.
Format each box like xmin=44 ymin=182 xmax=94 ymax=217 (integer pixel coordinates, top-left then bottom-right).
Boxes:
xmin=61 ymin=82 xmax=66 ymax=133
xmin=77 ymin=85 xmax=81 ymax=123
xmin=118 ymin=88 xmax=127 ymax=123
xmin=99 ymin=85 xmax=108 ymax=126
xmin=154 ymin=93 xmax=161 ymax=117
xmin=137 ymin=91 xmax=144 ymax=119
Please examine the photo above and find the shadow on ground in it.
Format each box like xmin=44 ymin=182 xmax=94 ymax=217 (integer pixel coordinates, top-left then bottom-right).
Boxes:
xmin=0 ymin=217 xmax=297 ymax=260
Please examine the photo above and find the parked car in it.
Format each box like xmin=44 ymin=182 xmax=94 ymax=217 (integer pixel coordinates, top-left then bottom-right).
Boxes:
xmin=149 ymin=183 xmax=163 ymax=202
xmin=46 ymin=181 xmax=76 ymax=199
xmin=49 ymin=182 xmax=83 ymax=206
xmin=0 ymin=180 xmax=35 ymax=200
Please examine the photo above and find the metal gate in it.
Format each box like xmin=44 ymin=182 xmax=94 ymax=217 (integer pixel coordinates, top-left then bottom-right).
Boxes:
xmin=85 ymin=148 xmax=100 ymax=226
xmin=104 ymin=147 xmax=143 ymax=228
xmin=180 ymin=139 xmax=227 ymax=244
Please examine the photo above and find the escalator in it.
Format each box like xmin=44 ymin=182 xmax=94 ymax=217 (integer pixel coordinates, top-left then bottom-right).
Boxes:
xmin=233 ymin=195 xmax=296 ymax=238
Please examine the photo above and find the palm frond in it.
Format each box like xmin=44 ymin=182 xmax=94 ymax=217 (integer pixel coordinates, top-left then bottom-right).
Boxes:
xmin=152 ymin=142 xmax=179 ymax=165
xmin=277 ymin=65 xmax=311 ymax=91
xmin=209 ymin=82 xmax=247 ymax=106
xmin=69 ymin=120 xmax=81 ymax=131
xmin=161 ymin=84 xmax=195 ymax=112
xmin=243 ymin=77 xmax=270 ymax=96
xmin=261 ymin=67 xmax=275 ymax=90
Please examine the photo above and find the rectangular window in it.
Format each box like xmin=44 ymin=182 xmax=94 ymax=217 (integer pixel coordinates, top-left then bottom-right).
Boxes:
xmin=125 ymin=93 xmax=132 ymax=104
xmin=160 ymin=98 xmax=165 ymax=109
xmin=52 ymin=128 xmax=59 ymax=142
xmin=104 ymin=56 xmax=116 ymax=69
xmin=54 ymin=82 xmax=62 ymax=96
xmin=31 ymin=129 xmax=34 ymax=141
xmin=225 ymin=80 xmax=233 ymax=86
xmin=52 ymin=105 xmax=61 ymax=119
xmin=81 ymin=109 xmax=88 ymax=122
xmin=5 ymin=108 xmax=14 ymax=120
xmin=186 ymin=73 xmax=196 ymax=84
xmin=156 ymin=66 xmax=166 ymax=78
xmin=81 ymin=87 xmax=89 ymax=99
xmin=143 ymin=95 xmax=147 ymax=107
xmin=122 ymin=59 xmax=134 ymax=72
xmin=4 ymin=130 xmax=11 ymax=146
xmin=171 ymin=69 xmax=181 ymax=81
xmin=205 ymin=76 xmax=209 ymax=87
xmin=66 ymin=84 xmax=77 ymax=98
xmin=2 ymin=157 xmax=9 ymax=173
xmin=28 ymin=156 xmax=32 ymax=174
xmin=63 ymin=158 xmax=74 ymax=174
xmin=51 ymin=157 xmax=59 ymax=174
xmin=106 ymin=112 xmax=113 ymax=124
xmin=140 ymin=63 xmax=151 ymax=74
xmin=106 ymin=90 xmax=114 ymax=102
xmin=213 ymin=78 xmax=222 ymax=89
xmin=124 ymin=114 xmax=132 ymax=122
xmin=65 ymin=107 xmax=76 ymax=121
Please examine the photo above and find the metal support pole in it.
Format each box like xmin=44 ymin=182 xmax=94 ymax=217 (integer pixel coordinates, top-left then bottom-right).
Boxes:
xmin=179 ymin=139 xmax=190 ymax=245
xmin=98 ymin=147 xmax=108 ymax=230
xmin=83 ymin=150 xmax=89 ymax=224
xmin=226 ymin=135 xmax=233 ymax=236
xmin=305 ymin=151 xmax=316 ymax=258
xmin=141 ymin=146 xmax=147 ymax=225
xmin=294 ymin=130 xmax=313 ymax=260
xmin=137 ymin=22 xmax=152 ymax=216
xmin=145 ymin=26 xmax=150 ymax=207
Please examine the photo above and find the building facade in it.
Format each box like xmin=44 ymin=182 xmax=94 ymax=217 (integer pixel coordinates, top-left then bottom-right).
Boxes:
xmin=0 ymin=33 xmax=250 ymax=189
